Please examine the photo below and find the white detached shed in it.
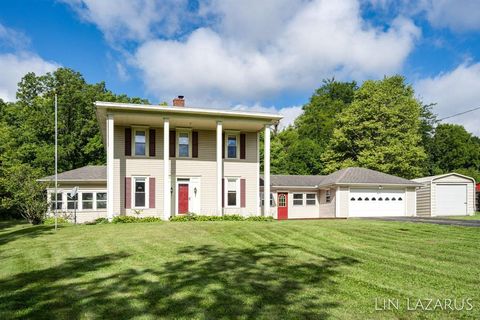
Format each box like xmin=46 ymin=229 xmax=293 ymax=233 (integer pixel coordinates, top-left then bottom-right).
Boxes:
xmin=413 ymin=173 xmax=476 ymax=216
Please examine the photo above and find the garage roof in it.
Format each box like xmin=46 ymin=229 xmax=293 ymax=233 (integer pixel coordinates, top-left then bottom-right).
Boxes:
xmin=262 ymin=167 xmax=421 ymax=188
xmin=413 ymin=172 xmax=476 ymax=184
xmin=318 ymin=167 xmax=422 ymax=187
xmin=261 ymin=175 xmax=325 ymax=187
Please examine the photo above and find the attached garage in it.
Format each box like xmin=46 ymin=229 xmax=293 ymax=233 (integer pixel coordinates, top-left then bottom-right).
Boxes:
xmin=413 ymin=173 xmax=476 ymax=217
xmin=262 ymin=167 xmax=421 ymax=219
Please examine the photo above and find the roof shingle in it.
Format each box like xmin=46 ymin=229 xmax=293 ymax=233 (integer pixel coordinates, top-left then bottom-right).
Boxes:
xmin=38 ymin=165 xmax=106 ymax=181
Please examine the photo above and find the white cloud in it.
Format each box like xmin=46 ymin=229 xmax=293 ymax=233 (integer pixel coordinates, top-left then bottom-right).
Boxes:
xmin=231 ymin=103 xmax=303 ymax=130
xmin=366 ymin=0 xmax=480 ymax=32
xmin=61 ymin=0 xmax=188 ymax=43
xmin=416 ymin=63 xmax=480 ymax=136
xmin=0 ymin=23 xmax=30 ymax=50
xmin=132 ymin=0 xmax=419 ymax=103
xmin=424 ymin=0 xmax=480 ymax=32
xmin=0 ymin=23 xmax=59 ymax=101
xmin=0 ymin=53 xmax=58 ymax=101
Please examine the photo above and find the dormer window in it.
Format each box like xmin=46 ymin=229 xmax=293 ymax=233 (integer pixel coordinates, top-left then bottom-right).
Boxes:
xmin=134 ymin=129 xmax=146 ymax=156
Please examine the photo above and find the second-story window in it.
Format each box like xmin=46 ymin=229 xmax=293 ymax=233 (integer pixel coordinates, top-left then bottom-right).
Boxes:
xmin=227 ymin=135 xmax=237 ymax=158
xmin=178 ymin=132 xmax=190 ymax=157
xmin=135 ymin=130 xmax=146 ymax=156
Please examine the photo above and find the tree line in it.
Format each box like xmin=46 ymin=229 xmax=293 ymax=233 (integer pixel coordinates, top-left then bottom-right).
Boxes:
xmin=0 ymin=68 xmax=147 ymax=221
xmin=264 ymin=76 xmax=480 ymax=181
xmin=0 ymin=69 xmax=479 ymax=221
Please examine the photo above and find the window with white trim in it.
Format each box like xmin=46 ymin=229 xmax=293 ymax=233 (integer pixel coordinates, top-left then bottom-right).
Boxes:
xmin=227 ymin=135 xmax=238 ymax=158
xmin=134 ymin=177 xmax=147 ymax=208
xmin=50 ymin=193 xmax=62 ymax=210
xmin=293 ymin=193 xmax=303 ymax=206
xmin=96 ymin=192 xmax=107 ymax=209
xmin=82 ymin=193 xmax=94 ymax=210
xmin=326 ymin=189 xmax=332 ymax=203
xmin=306 ymin=193 xmax=316 ymax=205
xmin=67 ymin=192 xmax=78 ymax=210
xmin=178 ymin=131 xmax=190 ymax=157
xmin=226 ymin=178 xmax=240 ymax=207
xmin=260 ymin=192 xmax=275 ymax=207
xmin=134 ymin=129 xmax=146 ymax=156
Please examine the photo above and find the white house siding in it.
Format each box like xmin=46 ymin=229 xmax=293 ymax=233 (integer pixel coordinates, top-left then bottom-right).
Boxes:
xmin=318 ymin=189 xmax=336 ymax=217
xmin=336 ymin=187 xmax=350 ymax=217
xmin=224 ymin=132 xmax=259 ymax=216
xmin=415 ymin=183 xmax=431 ymax=216
xmin=114 ymin=126 xmax=258 ymax=218
xmin=47 ymin=183 xmax=107 ymax=223
xmin=285 ymin=189 xmax=320 ymax=219
xmin=406 ymin=187 xmax=416 ymax=216
xmin=114 ymin=126 xmax=164 ymax=217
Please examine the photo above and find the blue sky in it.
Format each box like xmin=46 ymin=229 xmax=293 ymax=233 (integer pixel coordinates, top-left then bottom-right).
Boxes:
xmin=0 ymin=0 xmax=480 ymax=135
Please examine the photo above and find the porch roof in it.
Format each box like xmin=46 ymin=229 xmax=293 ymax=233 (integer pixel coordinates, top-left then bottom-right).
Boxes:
xmin=96 ymin=101 xmax=283 ymax=142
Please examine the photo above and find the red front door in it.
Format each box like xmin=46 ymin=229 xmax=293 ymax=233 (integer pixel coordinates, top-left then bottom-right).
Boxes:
xmin=178 ymin=184 xmax=189 ymax=214
xmin=277 ymin=193 xmax=288 ymax=220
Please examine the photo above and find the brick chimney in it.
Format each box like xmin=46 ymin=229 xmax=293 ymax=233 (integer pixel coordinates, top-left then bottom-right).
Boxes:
xmin=173 ymin=95 xmax=185 ymax=107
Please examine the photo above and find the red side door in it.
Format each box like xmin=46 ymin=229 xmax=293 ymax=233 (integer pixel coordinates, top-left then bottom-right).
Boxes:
xmin=277 ymin=192 xmax=288 ymax=220
xmin=178 ymin=184 xmax=189 ymax=214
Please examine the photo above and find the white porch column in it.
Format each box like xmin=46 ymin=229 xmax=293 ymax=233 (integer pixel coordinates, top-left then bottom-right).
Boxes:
xmin=107 ymin=113 xmax=114 ymax=220
xmin=163 ymin=118 xmax=170 ymax=220
xmin=264 ymin=124 xmax=271 ymax=216
xmin=216 ymin=121 xmax=223 ymax=215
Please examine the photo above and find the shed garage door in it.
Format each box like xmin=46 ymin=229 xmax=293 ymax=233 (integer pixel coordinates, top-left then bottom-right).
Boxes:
xmin=435 ymin=184 xmax=467 ymax=216
xmin=349 ymin=188 xmax=406 ymax=217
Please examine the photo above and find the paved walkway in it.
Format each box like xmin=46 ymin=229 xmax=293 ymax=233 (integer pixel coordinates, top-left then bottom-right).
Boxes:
xmin=364 ymin=216 xmax=480 ymax=227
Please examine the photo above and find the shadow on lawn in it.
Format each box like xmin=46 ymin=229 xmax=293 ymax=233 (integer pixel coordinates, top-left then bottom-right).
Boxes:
xmin=0 ymin=243 xmax=358 ymax=319
xmin=0 ymin=221 xmax=56 ymax=246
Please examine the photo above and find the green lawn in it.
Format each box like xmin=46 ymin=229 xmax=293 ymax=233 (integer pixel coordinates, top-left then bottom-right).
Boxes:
xmin=445 ymin=212 xmax=480 ymax=220
xmin=0 ymin=220 xmax=479 ymax=319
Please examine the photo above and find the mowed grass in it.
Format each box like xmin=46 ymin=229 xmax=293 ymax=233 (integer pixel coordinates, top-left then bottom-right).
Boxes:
xmin=445 ymin=212 xmax=480 ymax=220
xmin=0 ymin=220 xmax=479 ymax=319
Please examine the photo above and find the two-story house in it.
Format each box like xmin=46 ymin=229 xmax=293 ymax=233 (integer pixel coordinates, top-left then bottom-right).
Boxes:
xmin=41 ymin=96 xmax=282 ymax=222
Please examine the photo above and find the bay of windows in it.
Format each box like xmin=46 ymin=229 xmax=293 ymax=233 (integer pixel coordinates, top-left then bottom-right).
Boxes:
xmin=49 ymin=191 xmax=107 ymax=211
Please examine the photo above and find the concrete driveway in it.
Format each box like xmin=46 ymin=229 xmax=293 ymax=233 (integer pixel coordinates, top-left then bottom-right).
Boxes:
xmin=363 ymin=216 xmax=480 ymax=227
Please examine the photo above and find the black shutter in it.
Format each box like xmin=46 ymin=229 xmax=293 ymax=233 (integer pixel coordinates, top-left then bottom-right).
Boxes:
xmin=169 ymin=131 xmax=175 ymax=157
xmin=125 ymin=128 xmax=132 ymax=156
xmin=149 ymin=129 xmax=156 ymax=157
xmin=240 ymin=133 xmax=246 ymax=159
xmin=192 ymin=131 xmax=198 ymax=158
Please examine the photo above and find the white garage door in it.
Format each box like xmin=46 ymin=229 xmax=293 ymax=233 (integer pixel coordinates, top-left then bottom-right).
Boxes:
xmin=349 ymin=188 xmax=406 ymax=217
xmin=436 ymin=184 xmax=467 ymax=216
